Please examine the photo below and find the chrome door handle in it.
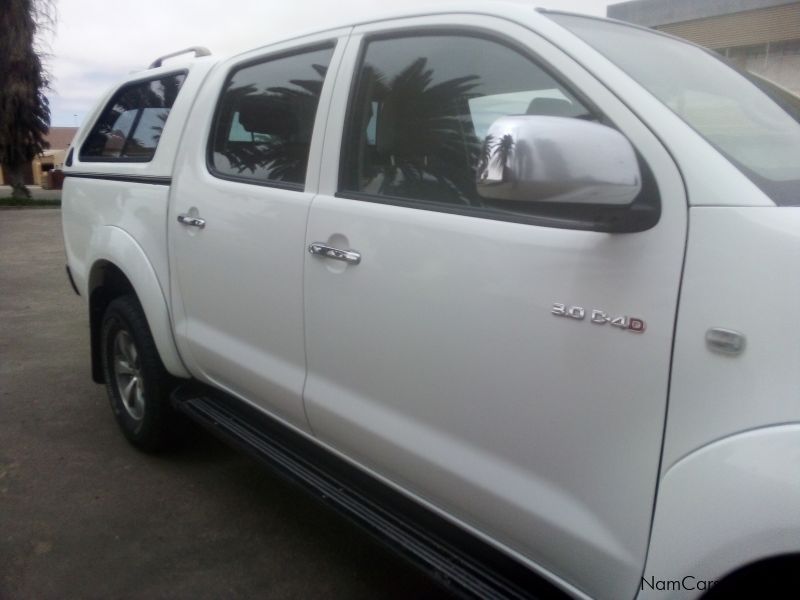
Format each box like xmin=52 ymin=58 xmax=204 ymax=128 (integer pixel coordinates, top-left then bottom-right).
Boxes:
xmin=308 ymin=242 xmax=361 ymax=265
xmin=177 ymin=214 xmax=206 ymax=228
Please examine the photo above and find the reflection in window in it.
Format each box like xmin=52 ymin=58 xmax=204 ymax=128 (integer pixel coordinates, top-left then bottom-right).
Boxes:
xmin=469 ymin=89 xmax=583 ymax=140
xmin=341 ymin=35 xmax=591 ymax=207
xmin=209 ymin=45 xmax=334 ymax=187
xmin=125 ymin=107 xmax=170 ymax=157
xmin=80 ymin=73 xmax=186 ymax=161
xmin=551 ymin=13 xmax=800 ymax=205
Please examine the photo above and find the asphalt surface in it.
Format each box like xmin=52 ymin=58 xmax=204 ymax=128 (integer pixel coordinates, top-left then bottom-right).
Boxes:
xmin=0 ymin=209 xmax=448 ymax=599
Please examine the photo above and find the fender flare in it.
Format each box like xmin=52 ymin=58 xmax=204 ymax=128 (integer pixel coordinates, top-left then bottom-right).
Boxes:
xmin=88 ymin=225 xmax=190 ymax=379
xmin=639 ymin=424 xmax=800 ymax=598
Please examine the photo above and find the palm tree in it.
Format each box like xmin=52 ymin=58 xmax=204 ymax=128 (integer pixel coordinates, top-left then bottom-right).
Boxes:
xmin=368 ymin=57 xmax=482 ymax=204
xmin=477 ymin=133 xmax=515 ymax=184
xmin=0 ymin=0 xmax=53 ymax=199
xmin=494 ymin=133 xmax=515 ymax=182
xmin=477 ymin=134 xmax=495 ymax=182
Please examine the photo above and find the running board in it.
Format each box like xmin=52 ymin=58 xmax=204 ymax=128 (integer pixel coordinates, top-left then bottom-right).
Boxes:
xmin=171 ymin=383 xmax=568 ymax=600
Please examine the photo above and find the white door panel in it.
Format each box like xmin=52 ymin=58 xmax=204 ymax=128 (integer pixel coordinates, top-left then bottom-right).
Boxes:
xmin=171 ymin=181 xmax=314 ymax=428
xmin=304 ymin=17 xmax=686 ymax=599
xmin=170 ymin=32 xmax=349 ymax=431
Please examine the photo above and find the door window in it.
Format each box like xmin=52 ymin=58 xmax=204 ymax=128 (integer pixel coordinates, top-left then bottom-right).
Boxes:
xmin=209 ymin=45 xmax=335 ymax=189
xmin=340 ymin=34 xmax=593 ymax=209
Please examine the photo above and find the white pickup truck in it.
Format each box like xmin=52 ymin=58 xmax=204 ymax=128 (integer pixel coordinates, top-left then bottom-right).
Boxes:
xmin=61 ymin=4 xmax=800 ymax=599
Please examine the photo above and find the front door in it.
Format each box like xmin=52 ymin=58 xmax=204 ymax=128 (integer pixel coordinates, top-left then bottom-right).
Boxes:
xmin=170 ymin=35 xmax=345 ymax=430
xmin=303 ymin=18 xmax=687 ymax=599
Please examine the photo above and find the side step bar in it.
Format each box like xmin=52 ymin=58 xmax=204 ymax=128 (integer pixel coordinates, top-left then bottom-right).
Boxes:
xmin=171 ymin=383 xmax=568 ymax=600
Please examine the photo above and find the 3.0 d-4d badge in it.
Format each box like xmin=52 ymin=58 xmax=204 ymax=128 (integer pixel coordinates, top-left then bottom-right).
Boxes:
xmin=552 ymin=303 xmax=646 ymax=333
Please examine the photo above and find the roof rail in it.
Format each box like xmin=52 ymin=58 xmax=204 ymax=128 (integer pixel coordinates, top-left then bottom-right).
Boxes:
xmin=149 ymin=47 xmax=211 ymax=69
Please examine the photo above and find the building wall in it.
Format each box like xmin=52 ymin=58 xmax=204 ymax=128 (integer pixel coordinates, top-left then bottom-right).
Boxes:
xmin=1 ymin=127 xmax=76 ymax=187
xmin=32 ymin=150 xmax=68 ymax=187
xmin=607 ymin=0 xmax=800 ymax=94
xmin=1 ymin=152 xmax=67 ymax=187
xmin=1 ymin=148 xmax=71 ymax=187
xmin=656 ymin=3 xmax=800 ymax=48
xmin=608 ymin=0 xmax=798 ymax=27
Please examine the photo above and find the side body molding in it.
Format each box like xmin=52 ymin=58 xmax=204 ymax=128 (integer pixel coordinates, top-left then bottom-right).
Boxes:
xmin=88 ymin=225 xmax=190 ymax=379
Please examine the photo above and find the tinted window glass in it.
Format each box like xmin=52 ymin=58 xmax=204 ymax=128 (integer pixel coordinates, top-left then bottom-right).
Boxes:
xmin=341 ymin=35 xmax=591 ymax=208
xmin=209 ymin=45 xmax=334 ymax=187
xmin=80 ymin=73 xmax=186 ymax=161
xmin=550 ymin=14 xmax=800 ymax=206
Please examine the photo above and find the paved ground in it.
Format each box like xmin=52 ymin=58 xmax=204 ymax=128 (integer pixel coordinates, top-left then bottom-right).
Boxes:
xmin=0 ymin=186 xmax=61 ymax=200
xmin=0 ymin=209 xmax=447 ymax=599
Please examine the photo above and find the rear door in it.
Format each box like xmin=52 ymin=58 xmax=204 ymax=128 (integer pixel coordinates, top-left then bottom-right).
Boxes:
xmin=303 ymin=15 xmax=686 ymax=599
xmin=169 ymin=31 xmax=348 ymax=430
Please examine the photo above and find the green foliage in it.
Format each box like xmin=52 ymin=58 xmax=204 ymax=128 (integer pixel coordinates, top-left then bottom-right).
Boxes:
xmin=0 ymin=0 xmax=52 ymax=198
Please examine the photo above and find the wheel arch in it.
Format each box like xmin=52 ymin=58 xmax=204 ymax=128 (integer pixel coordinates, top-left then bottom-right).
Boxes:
xmin=639 ymin=424 xmax=800 ymax=598
xmin=88 ymin=226 xmax=190 ymax=382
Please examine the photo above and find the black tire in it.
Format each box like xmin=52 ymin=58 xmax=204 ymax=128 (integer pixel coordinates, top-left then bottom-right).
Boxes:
xmin=101 ymin=294 xmax=176 ymax=452
xmin=702 ymin=555 xmax=800 ymax=599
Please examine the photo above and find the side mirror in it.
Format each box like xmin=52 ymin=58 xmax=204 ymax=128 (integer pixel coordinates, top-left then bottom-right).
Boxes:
xmin=477 ymin=116 xmax=642 ymax=207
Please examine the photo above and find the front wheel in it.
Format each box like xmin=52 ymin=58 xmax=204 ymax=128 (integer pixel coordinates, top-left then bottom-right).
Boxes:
xmin=101 ymin=295 xmax=177 ymax=451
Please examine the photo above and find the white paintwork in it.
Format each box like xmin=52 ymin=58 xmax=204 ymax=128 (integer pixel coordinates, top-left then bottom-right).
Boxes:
xmin=305 ymin=15 xmax=686 ymax=600
xmin=662 ymin=207 xmax=800 ymax=470
xmin=87 ymin=223 xmax=189 ymax=378
xmin=640 ymin=424 xmax=800 ymax=599
xmin=62 ymin=58 xmax=216 ymax=378
xmin=167 ymin=30 xmax=351 ymax=431
xmin=60 ymin=4 xmax=800 ymax=599
xmin=61 ymin=177 xmax=190 ymax=377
